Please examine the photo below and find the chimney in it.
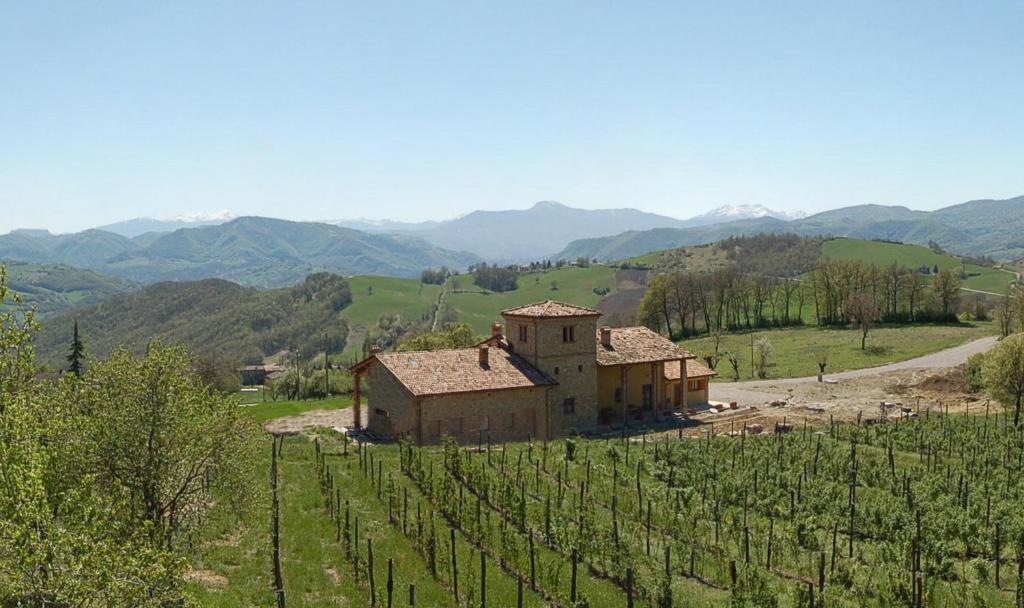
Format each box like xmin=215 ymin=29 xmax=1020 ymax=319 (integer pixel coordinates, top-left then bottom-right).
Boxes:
xmin=478 ymin=345 xmax=490 ymax=368
xmin=371 ymin=346 xmax=382 ymax=355
xmin=491 ymin=322 xmax=503 ymax=338
xmin=600 ymin=326 xmax=612 ymax=348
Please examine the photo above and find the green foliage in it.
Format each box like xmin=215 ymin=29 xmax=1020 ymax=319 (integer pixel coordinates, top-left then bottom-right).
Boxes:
xmin=472 ymin=263 xmax=519 ymax=292
xmin=35 ymin=272 xmax=352 ymax=368
xmin=397 ymin=323 xmax=481 ymax=352
xmin=0 ymin=270 xmax=208 ymax=605
xmin=982 ymin=333 xmax=1024 ymax=425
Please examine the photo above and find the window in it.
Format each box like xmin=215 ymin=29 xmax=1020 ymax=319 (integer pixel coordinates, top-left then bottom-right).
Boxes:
xmin=554 ymin=366 xmax=560 ymax=375
xmin=614 ymin=387 xmax=623 ymax=403
xmin=374 ymin=407 xmax=390 ymax=418
xmin=518 ymin=325 xmax=528 ymax=342
xmin=642 ymin=384 xmax=653 ymax=409
xmin=578 ymin=365 xmax=583 ymax=372
xmin=562 ymin=325 xmax=575 ymax=342
xmin=562 ymin=398 xmax=576 ymax=414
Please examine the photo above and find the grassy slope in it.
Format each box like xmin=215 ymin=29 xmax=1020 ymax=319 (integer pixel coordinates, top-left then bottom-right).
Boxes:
xmin=446 ymin=266 xmax=616 ymax=335
xmin=339 ymin=267 xmax=617 ymax=360
xmin=681 ymin=322 xmax=995 ymax=381
xmin=821 ymin=238 xmax=1015 ymax=293
xmin=340 ymin=276 xmax=442 ymax=360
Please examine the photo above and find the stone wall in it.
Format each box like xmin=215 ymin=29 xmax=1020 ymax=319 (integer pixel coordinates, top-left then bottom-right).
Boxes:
xmin=365 ymin=363 xmax=414 ymax=437
xmin=503 ymin=313 xmax=599 ymax=435
xmin=419 ymin=387 xmax=549 ymax=443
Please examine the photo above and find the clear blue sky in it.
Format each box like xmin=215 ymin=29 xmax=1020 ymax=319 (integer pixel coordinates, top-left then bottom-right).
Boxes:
xmin=2 ymin=1 xmax=1023 ymax=234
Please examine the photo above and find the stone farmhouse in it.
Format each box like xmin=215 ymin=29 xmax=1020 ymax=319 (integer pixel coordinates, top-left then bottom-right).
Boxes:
xmin=349 ymin=300 xmax=715 ymax=443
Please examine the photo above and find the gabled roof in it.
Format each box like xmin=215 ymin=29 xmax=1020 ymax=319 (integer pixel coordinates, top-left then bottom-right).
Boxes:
xmin=501 ymin=300 xmax=602 ymax=318
xmin=664 ymin=358 xmax=718 ymax=380
xmin=596 ymin=326 xmax=693 ymax=367
xmin=354 ymin=347 xmax=556 ymax=397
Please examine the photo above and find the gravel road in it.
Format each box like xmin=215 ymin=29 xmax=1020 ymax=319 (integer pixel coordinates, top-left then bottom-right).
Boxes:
xmin=710 ymin=336 xmax=998 ymax=405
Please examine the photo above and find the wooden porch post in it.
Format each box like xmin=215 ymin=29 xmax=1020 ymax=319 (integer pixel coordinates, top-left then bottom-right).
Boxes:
xmin=651 ymin=363 xmax=659 ymax=422
xmin=680 ymin=358 xmax=688 ymax=411
xmin=353 ymin=372 xmax=362 ymax=429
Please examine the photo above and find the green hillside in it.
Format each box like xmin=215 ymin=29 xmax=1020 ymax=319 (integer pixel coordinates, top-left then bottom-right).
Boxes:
xmin=445 ymin=266 xmax=616 ymax=334
xmin=35 ymin=273 xmax=352 ymax=370
xmin=340 ymin=266 xmax=618 ymax=360
xmin=3 ymin=260 xmax=136 ymax=317
xmin=821 ymin=238 xmax=1016 ymax=294
xmin=339 ymin=276 xmax=442 ymax=360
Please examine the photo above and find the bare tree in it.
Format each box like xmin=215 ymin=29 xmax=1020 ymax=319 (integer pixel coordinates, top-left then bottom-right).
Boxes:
xmin=932 ymin=269 xmax=962 ymax=320
xmin=847 ymin=292 xmax=880 ymax=350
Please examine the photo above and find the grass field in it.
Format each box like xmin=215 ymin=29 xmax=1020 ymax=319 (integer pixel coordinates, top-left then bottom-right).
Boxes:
xmin=821 ymin=238 xmax=1016 ymax=294
xmin=445 ymin=266 xmax=616 ymax=335
xmin=680 ymin=322 xmax=996 ymax=381
xmin=238 ymin=393 xmax=353 ymax=423
xmin=340 ymin=276 xmax=442 ymax=360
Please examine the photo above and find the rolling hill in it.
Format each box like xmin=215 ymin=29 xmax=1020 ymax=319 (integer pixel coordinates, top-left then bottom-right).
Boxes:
xmin=2 ymin=261 xmax=136 ymax=317
xmin=555 ymin=195 xmax=1024 ymax=262
xmin=34 ymin=272 xmax=353 ymax=369
xmin=334 ymin=201 xmax=803 ymax=262
xmin=0 ymin=217 xmax=480 ymax=287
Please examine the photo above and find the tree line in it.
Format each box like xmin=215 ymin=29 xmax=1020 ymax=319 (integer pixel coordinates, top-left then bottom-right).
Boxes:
xmin=638 ymin=259 xmax=968 ymax=340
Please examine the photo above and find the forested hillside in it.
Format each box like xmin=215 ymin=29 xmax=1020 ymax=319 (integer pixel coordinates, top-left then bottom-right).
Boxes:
xmin=34 ymin=272 xmax=352 ymax=369
xmin=2 ymin=261 xmax=136 ymax=316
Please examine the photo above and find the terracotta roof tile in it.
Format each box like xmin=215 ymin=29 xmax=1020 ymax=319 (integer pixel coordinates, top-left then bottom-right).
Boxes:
xmin=373 ymin=347 xmax=556 ymax=397
xmin=501 ymin=299 xmax=602 ymax=318
xmin=595 ymin=326 xmax=692 ymax=366
xmin=664 ymin=358 xmax=718 ymax=380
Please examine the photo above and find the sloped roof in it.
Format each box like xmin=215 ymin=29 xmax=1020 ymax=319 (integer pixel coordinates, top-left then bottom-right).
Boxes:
xmin=664 ymin=358 xmax=718 ymax=380
xmin=501 ymin=300 xmax=602 ymax=318
xmin=595 ymin=326 xmax=693 ymax=366
xmin=364 ymin=347 xmax=556 ymax=397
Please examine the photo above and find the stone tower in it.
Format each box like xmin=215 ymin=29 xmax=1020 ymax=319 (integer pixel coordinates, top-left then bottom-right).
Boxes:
xmin=501 ymin=300 xmax=600 ymax=436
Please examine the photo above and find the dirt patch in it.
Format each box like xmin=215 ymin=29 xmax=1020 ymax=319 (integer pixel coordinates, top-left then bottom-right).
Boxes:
xmin=914 ymin=366 xmax=967 ymax=393
xmin=264 ymin=408 xmax=354 ymax=435
xmin=687 ymin=367 xmax=995 ymax=438
xmin=185 ymin=569 xmax=229 ymax=590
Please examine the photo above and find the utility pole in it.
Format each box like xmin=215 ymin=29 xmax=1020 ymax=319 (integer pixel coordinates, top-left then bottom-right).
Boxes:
xmin=324 ymin=332 xmax=330 ymax=399
xmin=750 ymin=334 xmax=755 ymax=379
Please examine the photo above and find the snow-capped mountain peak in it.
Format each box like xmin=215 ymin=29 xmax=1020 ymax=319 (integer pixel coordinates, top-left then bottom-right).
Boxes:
xmin=698 ymin=204 xmax=806 ymax=222
xmin=171 ymin=209 xmax=236 ymax=223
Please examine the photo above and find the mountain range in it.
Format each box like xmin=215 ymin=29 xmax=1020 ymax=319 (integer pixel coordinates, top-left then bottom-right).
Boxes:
xmin=333 ymin=201 xmax=803 ymax=261
xmin=96 ymin=210 xmax=236 ymax=238
xmin=0 ymin=217 xmax=478 ymax=288
xmin=555 ymin=196 xmax=1024 ymax=262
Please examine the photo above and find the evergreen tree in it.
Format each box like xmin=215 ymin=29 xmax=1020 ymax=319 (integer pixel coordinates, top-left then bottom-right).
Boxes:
xmin=67 ymin=319 xmax=85 ymax=376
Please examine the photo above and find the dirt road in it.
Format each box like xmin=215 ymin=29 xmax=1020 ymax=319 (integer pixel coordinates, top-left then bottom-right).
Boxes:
xmin=710 ymin=336 xmax=997 ymax=406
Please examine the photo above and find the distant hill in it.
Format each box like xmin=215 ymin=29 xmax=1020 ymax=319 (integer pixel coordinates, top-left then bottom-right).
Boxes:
xmin=555 ymin=195 xmax=1024 ymax=262
xmin=556 ymin=217 xmax=788 ymax=261
xmin=34 ymin=272 xmax=353 ymax=369
xmin=0 ymin=217 xmax=480 ymax=287
xmin=97 ymin=211 xmax=236 ymax=238
xmin=403 ymin=201 xmax=693 ymax=261
xmin=332 ymin=202 xmax=805 ymax=261
xmin=0 ymin=229 xmax=139 ymax=267
xmin=2 ymin=261 xmax=136 ymax=317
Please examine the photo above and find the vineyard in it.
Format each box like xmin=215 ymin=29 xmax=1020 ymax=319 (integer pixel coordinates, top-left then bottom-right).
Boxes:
xmin=261 ymin=407 xmax=1024 ymax=607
